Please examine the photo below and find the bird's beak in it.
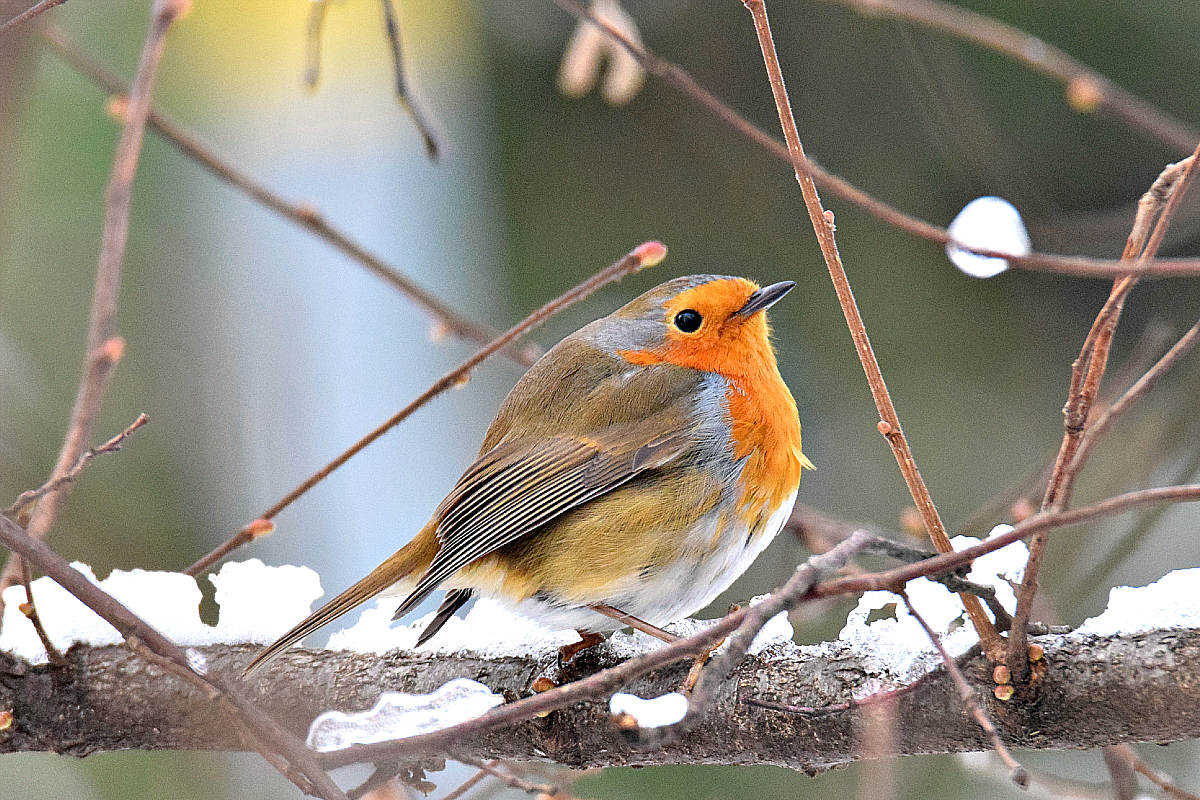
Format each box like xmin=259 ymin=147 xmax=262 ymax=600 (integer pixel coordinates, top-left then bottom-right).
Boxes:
xmin=732 ymin=281 xmax=796 ymax=318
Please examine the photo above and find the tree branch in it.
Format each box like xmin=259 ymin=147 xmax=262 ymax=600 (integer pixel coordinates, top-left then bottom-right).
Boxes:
xmin=3 ymin=626 xmax=1198 ymax=773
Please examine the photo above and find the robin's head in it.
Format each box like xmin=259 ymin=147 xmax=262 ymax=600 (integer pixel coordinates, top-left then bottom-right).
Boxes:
xmin=602 ymin=274 xmax=795 ymax=378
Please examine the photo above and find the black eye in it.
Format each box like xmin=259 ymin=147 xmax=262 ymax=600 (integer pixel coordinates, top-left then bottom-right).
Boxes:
xmin=673 ymin=309 xmax=703 ymax=333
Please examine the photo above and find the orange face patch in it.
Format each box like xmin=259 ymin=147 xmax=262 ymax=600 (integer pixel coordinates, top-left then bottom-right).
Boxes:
xmin=618 ymin=277 xmax=810 ymax=521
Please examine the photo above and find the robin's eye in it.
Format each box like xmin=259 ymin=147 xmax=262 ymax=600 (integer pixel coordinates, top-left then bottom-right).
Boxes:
xmin=673 ymin=309 xmax=703 ymax=333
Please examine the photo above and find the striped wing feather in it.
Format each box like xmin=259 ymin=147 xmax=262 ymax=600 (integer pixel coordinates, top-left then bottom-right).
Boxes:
xmin=390 ymin=422 xmax=689 ymax=622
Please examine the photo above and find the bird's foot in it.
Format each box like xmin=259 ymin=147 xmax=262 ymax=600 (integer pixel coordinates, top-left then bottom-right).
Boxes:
xmin=557 ymin=630 xmax=605 ymax=668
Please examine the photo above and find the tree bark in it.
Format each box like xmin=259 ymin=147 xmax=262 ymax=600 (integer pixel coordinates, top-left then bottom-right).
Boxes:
xmin=2 ymin=627 xmax=1198 ymax=773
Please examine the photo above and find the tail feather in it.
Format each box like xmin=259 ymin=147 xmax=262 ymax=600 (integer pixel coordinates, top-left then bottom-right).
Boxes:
xmin=415 ymin=589 xmax=473 ymax=647
xmin=242 ymin=530 xmax=437 ymax=678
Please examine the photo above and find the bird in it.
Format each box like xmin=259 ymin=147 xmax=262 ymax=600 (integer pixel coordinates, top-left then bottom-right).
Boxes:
xmin=243 ymin=273 xmax=812 ymax=677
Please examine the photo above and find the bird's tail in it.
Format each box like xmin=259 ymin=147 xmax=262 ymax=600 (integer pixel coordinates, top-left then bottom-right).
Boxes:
xmin=241 ymin=526 xmax=438 ymax=678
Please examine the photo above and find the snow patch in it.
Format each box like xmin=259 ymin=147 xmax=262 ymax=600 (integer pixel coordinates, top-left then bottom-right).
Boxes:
xmin=946 ymin=196 xmax=1031 ymax=278
xmin=838 ymin=525 xmax=1026 ymax=686
xmin=208 ymin=559 xmax=324 ymax=645
xmin=609 ymin=691 xmax=688 ymax=728
xmin=306 ymin=678 xmax=503 ymax=752
xmin=1074 ymin=568 xmax=1200 ymax=637
xmin=0 ymin=559 xmax=322 ymax=664
xmin=325 ymin=596 xmax=581 ymax=658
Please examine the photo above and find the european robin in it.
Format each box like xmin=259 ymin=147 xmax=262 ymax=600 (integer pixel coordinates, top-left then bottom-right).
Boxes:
xmin=244 ymin=273 xmax=812 ymax=676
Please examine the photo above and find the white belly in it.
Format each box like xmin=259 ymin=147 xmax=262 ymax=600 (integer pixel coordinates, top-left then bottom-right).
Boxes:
xmin=497 ymin=490 xmax=798 ymax=632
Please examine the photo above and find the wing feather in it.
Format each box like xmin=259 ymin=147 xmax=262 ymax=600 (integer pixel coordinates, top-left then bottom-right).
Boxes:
xmin=389 ymin=422 xmax=690 ymax=621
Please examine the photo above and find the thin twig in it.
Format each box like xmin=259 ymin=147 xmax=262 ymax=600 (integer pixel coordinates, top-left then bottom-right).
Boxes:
xmin=673 ymin=531 xmax=875 ymax=736
xmin=184 ymin=241 xmax=665 ymax=576
xmin=302 ymin=0 xmax=329 ymax=88
xmin=461 ymin=756 xmax=571 ymax=798
xmin=0 ymin=513 xmax=348 ymax=800
xmin=1008 ymin=147 xmax=1200 ymax=681
xmin=1069 ymin=317 xmax=1200 ymax=481
xmin=0 ymin=0 xmax=68 ymax=33
xmin=816 ymin=0 xmax=1199 ymax=154
xmin=1103 ymin=745 xmax=1140 ymax=800
xmin=735 ymin=0 xmax=1002 ymax=657
xmin=41 ymin=26 xmax=535 ymax=366
xmin=18 ymin=558 xmax=63 ymax=664
xmin=440 ymin=763 xmax=493 ymax=800
xmin=809 ymin=483 xmax=1200 ymax=601
xmin=855 ymin=683 xmax=897 ymax=800
xmin=0 ymin=0 xmax=184 ymax=616
xmin=1110 ymin=743 xmax=1200 ymax=800
xmin=546 ymin=0 xmax=1200 ymax=279
xmin=790 ymin=509 xmax=1014 ymax=626
xmin=898 ymin=591 xmax=1028 ymax=787
xmin=3 ymin=413 xmax=149 ymax=517
xmin=377 ymin=0 xmax=439 ymax=158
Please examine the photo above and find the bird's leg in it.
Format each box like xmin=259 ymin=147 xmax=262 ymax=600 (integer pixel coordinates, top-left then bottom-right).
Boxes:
xmin=590 ymin=603 xmax=716 ymax=694
xmin=589 ymin=603 xmax=680 ymax=643
xmin=558 ymin=630 xmax=605 ymax=666
xmin=681 ymin=638 xmax=724 ymax=694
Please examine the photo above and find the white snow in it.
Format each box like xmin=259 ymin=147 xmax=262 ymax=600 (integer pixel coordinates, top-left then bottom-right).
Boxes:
xmin=207 ymin=559 xmax=324 ymax=645
xmin=305 ymin=678 xmax=504 ymax=752
xmin=1073 ymin=568 xmax=1200 ymax=637
xmin=326 ymin=596 xmax=580 ymax=658
xmin=837 ymin=525 xmax=1026 ymax=685
xmin=0 ymin=559 xmax=322 ymax=664
xmin=945 ymin=196 xmax=1031 ymax=278
xmin=744 ymin=596 xmax=795 ymax=655
xmin=609 ymin=691 xmax=688 ymax=728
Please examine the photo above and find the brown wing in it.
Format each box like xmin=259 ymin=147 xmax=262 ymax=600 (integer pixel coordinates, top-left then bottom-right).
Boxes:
xmin=389 ymin=420 xmax=690 ymax=621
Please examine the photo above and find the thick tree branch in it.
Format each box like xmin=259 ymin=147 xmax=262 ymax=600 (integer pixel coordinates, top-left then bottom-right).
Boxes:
xmin=2 ymin=627 xmax=1198 ymax=773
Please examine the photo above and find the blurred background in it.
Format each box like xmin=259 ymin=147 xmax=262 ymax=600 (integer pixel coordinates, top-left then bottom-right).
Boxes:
xmin=1 ymin=0 xmax=1198 ymax=797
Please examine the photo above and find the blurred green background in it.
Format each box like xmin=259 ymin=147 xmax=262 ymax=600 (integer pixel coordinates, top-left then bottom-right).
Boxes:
xmin=1 ymin=0 xmax=1199 ymax=797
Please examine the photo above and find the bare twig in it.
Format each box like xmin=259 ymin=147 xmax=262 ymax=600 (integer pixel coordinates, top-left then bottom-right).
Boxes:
xmin=674 ymin=531 xmax=875 ymax=735
xmin=17 ymin=559 xmax=63 ymax=664
xmin=41 ymin=26 xmax=535 ymax=367
xmin=461 ymin=756 xmax=572 ymax=798
xmin=810 ymin=483 xmax=1200 ymax=600
xmin=302 ymin=0 xmax=329 ymax=88
xmin=1110 ymin=743 xmax=1200 ymax=800
xmin=440 ymin=763 xmax=493 ymax=800
xmin=817 ymin=0 xmax=1199 ymax=154
xmin=546 ymin=0 xmax=1200 ymax=279
xmin=789 ymin=509 xmax=1014 ymax=626
xmin=0 ymin=0 xmax=67 ymax=33
xmin=898 ymin=592 xmax=1028 ymax=787
xmin=184 ymin=241 xmax=665 ymax=576
xmin=3 ymin=413 xmax=149 ymax=518
xmin=4 ymin=414 xmax=149 ymax=662
xmin=377 ymin=0 xmax=439 ymax=158
xmin=855 ymin=691 xmax=897 ymax=800
xmin=1008 ymin=148 xmax=1200 ymax=681
xmin=0 ymin=513 xmax=348 ymax=800
xmin=735 ymin=0 xmax=1002 ymax=657
xmin=1103 ymin=745 xmax=1140 ymax=800
xmin=1068 ymin=317 xmax=1200 ymax=481
xmin=0 ymin=0 xmax=184 ymax=616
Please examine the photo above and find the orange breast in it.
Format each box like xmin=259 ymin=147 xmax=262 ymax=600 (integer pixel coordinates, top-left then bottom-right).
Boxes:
xmin=726 ymin=365 xmax=809 ymax=525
